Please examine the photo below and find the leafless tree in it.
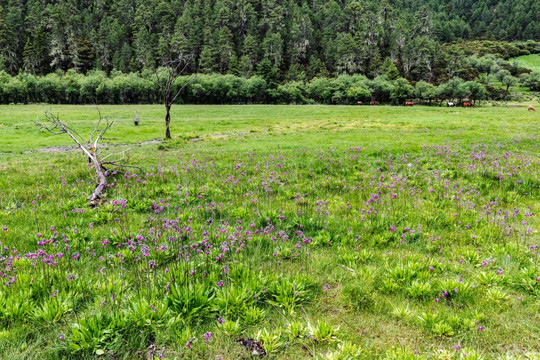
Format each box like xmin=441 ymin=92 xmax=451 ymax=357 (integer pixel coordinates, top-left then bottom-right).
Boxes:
xmin=154 ymin=55 xmax=197 ymax=139
xmin=35 ymin=110 xmax=133 ymax=207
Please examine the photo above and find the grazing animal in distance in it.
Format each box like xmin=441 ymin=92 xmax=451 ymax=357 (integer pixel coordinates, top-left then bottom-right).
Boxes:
xmin=405 ymin=101 xmax=414 ymax=106
xmin=357 ymin=101 xmax=363 ymax=105
xmin=528 ymin=105 xmax=536 ymax=111
xmin=463 ymin=102 xmax=474 ymax=108
xmin=370 ymin=100 xmax=380 ymax=106
xmin=447 ymin=102 xmax=455 ymax=107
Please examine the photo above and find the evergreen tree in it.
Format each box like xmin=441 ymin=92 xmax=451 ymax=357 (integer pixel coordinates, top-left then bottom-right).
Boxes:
xmin=119 ymin=43 xmax=134 ymax=73
xmin=308 ymin=55 xmax=321 ymax=79
xmin=286 ymin=63 xmax=307 ymax=82
xmin=199 ymin=45 xmax=216 ymax=73
xmin=228 ymin=55 xmax=240 ymax=76
xmin=73 ymin=37 xmax=95 ymax=73
xmin=236 ymin=0 xmax=257 ymax=37
xmin=33 ymin=27 xmax=48 ymax=74
xmin=262 ymin=33 xmax=283 ymax=69
xmin=133 ymin=27 xmax=156 ymax=69
xmin=386 ymin=62 xmax=400 ymax=80
xmin=218 ymin=27 xmax=235 ymax=72
xmin=336 ymin=33 xmax=360 ymax=74
xmin=257 ymin=58 xmax=279 ymax=88
xmin=243 ymin=34 xmax=258 ymax=67
xmin=237 ymin=55 xmax=252 ymax=77
xmin=23 ymin=38 xmax=34 ymax=73
xmin=0 ymin=5 xmax=6 ymax=51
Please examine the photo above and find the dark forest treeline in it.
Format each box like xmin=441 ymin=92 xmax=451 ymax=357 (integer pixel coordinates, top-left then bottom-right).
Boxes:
xmin=0 ymin=0 xmax=539 ymax=82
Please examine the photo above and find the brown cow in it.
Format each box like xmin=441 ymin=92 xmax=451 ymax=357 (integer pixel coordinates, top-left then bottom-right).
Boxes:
xmin=463 ymin=102 xmax=474 ymax=108
xmin=405 ymin=102 xmax=414 ymax=106
xmin=528 ymin=105 xmax=536 ymax=112
xmin=370 ymin=100 xmax=380 ymax=106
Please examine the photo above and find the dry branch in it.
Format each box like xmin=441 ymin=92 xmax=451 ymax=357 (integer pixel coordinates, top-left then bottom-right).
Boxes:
xmin=35 ymin=110 xmax=132 ymax=207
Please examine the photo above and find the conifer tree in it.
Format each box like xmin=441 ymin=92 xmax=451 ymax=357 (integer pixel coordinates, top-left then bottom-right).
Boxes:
xmin=386 ymin=62 xmax=400 ymax=80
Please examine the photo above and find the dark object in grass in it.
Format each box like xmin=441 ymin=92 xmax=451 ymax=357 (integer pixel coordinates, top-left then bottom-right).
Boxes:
xmin=236 ymin=338 xmax=267 ymax=358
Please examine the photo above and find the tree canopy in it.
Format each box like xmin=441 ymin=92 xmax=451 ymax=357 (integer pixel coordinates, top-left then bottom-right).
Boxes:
xmin=0 ymin=0 xmax=538 ymax=82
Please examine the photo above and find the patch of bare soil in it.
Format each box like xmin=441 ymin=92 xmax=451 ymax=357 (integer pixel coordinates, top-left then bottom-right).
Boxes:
xmin=138 ymin=139 xmax=162 ymax=145
xmin=34 ymin=139 xmax=163 ymax=153
xmin=37 ymin=145 xmax=78 ymax=153
xmin=211 ymin=132 xmax=250 ymax=139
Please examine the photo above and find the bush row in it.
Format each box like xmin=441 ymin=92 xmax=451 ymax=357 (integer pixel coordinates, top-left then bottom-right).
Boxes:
xmin=0 ymin=70 xmax=531 ymax=105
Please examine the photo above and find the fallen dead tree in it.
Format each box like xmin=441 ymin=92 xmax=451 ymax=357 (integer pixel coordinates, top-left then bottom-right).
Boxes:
xmin=35 ymin=110 xmax=134 ymax=207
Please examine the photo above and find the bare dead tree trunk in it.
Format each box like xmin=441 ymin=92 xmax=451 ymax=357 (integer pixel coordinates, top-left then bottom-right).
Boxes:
xmin=88 ymin=157 xmax=108 ymax=207
xmin=164 ymin=104 xmax=171 ymax=139
xmin=154 ymin=55 xmax=197 ymax=139
xmin=36 ymin=110 xmax=135 ymax=207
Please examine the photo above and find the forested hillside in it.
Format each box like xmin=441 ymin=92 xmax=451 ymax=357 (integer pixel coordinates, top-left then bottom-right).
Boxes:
xmin=0 ymin=0 xmax=539 ymax=80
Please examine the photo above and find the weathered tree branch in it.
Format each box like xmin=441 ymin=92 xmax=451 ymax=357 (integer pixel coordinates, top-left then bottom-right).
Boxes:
xmin=35 ymin=110 xmax=132 ymax=207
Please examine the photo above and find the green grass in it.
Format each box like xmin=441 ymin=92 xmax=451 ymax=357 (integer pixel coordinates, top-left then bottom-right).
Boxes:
xmin=0 ymin=105 xmax=539 ymax=359
xmin=510 ymin=54 xmax=540 ymax=72
xmin=1 ymin=103 xmax=539 ymax=155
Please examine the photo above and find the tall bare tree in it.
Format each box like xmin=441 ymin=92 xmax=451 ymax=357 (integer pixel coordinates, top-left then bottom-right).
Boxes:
xmin=154 ymin=55 xmax=197 ymax=139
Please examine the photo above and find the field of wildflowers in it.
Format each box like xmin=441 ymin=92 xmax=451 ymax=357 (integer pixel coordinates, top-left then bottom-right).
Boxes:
xmin=0 ymin=105 xmax=539 ymax=359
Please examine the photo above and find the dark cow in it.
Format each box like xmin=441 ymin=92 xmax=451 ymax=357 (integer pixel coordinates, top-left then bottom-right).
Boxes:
xmin=370 ymin=100 xmax=380 ymax=106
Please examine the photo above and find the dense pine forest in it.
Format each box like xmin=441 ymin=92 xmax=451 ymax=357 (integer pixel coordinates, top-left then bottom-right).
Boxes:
xmin=0 ymin=0 xmax=539 ymax=104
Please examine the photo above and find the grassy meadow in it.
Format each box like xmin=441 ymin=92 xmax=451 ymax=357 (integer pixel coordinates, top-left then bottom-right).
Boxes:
xmin=510 ymin=54 xmax=540 ymax=72
xmin=0 ymin=104 xmax=539 ymax=359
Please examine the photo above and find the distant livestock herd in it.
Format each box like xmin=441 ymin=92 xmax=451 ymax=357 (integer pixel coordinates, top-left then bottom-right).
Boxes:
xmin=354 ymin=100 xmax=537 ymax=111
